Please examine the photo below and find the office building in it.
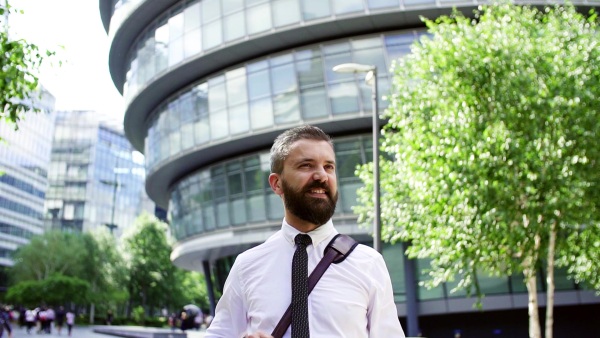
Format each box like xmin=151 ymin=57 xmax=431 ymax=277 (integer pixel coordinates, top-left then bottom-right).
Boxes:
xmin=0 ymin=88 xmax=55 ymax=286
xmin=45 ymin=110 xmax=153 ymax=237
xmin=100 ymin=1 xmax=600 ymax=336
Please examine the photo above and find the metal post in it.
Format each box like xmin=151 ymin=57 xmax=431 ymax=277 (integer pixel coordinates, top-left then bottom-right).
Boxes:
xmin=371 ymin=68 xmax=382 ymax=254
xmin=203 ymin=260 xmax=217 ymax=316
xmin=109 ymin=173 xmax=118 ymax=234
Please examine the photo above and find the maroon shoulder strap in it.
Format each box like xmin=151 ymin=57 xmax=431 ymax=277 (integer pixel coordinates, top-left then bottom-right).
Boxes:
xmin=271 ymin=234 xmax=358 ymax=338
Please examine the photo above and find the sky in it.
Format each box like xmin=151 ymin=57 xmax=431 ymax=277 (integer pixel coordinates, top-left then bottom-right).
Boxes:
xmin=9 ymin=0 xmax=125 ymax=121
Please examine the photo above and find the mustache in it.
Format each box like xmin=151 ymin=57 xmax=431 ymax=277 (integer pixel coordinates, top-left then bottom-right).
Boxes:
xmin=303 ymin=181 xmax=330 ymax=193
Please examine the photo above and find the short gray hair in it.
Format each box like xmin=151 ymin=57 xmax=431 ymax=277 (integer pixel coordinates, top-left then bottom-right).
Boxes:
xmin=270 ymin=125 xmax=333 ymax=174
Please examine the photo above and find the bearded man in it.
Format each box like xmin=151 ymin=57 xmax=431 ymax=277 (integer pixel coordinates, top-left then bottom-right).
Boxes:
xmin=206 ymin=125 xmax=405 ymax=338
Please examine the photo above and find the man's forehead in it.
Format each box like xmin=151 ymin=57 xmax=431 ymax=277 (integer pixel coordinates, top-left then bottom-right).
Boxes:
xmin=287 ymin=139 xmax=335 ymax=160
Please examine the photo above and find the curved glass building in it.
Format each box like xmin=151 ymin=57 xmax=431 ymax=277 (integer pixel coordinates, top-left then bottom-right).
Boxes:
xmin=100 ymin=1 xmax=600 ymax=336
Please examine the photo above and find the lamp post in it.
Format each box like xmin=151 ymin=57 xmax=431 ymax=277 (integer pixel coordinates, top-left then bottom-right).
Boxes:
xmin=332 ymin=63 xmax=381 ymax=253
xmin=100 ymin=177 xmax=120 ymax=234
xmin=334 ymin=63 xmax=420 ymax=337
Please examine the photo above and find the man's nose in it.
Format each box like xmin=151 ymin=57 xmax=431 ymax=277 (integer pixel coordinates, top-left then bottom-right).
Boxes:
xmin=312 ymin=167 xmax=328 ymax=182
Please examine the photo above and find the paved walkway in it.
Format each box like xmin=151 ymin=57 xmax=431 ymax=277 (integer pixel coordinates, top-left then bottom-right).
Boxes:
xmin=10 ymin=325 xmax=206 ymax=338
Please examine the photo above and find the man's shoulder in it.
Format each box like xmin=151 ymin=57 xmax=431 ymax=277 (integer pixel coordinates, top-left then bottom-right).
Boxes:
xmin=339 ymin=240 xmax=384 ymax=265
xmin=235 ymin=231 xmax=285 ymax=262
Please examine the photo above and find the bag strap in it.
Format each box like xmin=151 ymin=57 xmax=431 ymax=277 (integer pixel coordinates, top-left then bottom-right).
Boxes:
xmin=271 ymin=234 xmax=359 ymax=338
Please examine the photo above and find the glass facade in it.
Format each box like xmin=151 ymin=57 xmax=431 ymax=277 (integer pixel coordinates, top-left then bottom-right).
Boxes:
xmin=116 ymin=0 xmax=429 ymax=101
xmin=145 ymin=31 xmax=419 ymax=172
xmin=45 ymin=111 xmax=153 ymax=236
xmin=0 ymin=88 xmax=55 ymax=267
xmin=169 ymin=135 xmax=370 ymax=240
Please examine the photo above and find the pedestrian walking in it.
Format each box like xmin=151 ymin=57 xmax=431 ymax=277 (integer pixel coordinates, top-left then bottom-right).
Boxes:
xmin=65 ymin=310 xmax=75 ymax=337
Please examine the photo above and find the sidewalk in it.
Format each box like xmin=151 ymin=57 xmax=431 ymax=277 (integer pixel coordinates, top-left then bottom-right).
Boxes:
xmin=10 ymin=325 xmax=206 ymax=338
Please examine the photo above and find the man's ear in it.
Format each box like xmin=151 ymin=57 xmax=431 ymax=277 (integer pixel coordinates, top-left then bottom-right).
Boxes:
xmin=268 ymin=173 xmax=283 ymax=196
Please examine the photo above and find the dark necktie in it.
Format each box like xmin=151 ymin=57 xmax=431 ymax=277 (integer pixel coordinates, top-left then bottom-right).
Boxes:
xmin=291 ymin=234 xmax=312 ymax=338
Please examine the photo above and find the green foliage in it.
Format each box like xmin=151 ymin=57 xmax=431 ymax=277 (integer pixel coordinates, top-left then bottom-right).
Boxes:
xmin=8 ymin=229 xmax=126 ymax=309
xmin=131 ymin=305 xmax=146 ymax=325
xmin=6 ymin=274 xmax=89 ymax=306
xmin=11 ymin=230 xmax=88 ymax=281
xmin=123 ymin=212 xmax=181 ymax=312
xmin=0 ymin=0 xmax=56 ymax=127
xmin=123 ymin=212 xmax=210 ymax=315
xmin=355 ymin=1 xmax=600 ymax=297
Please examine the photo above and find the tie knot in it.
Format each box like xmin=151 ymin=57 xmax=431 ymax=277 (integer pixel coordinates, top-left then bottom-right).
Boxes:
xmin=295 ymin=234 xmax=312 ymax=247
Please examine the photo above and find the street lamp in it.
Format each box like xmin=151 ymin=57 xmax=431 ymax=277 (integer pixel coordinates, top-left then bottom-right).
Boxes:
xmin=332 ymin=63 xmax=381 ymax=253
xmin=100 ymin=178 xmax=120 ymax=234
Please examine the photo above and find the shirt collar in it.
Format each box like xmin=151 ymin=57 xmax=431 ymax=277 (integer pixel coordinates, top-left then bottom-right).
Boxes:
xmin=281 ymin=218 xmax=335 ymax=248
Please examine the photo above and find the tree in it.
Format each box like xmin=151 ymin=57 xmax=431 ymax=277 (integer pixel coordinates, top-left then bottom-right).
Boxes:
xmin=81 ymin=229 xmax=128 ymax=323
xmin=354 ymin=3 xmax=600 ymax=338
xmin=123 ymin=213 xmax=210 ymax=318
xmin=1 ymin=0 xmax=56 ymax=127
xmin=123 ymin=213 xmax=179 ymax=315
xmin=8 ymin=230 xmax=126 ymax=313
xmin=11 ymin=230 xmax=88 ymax=281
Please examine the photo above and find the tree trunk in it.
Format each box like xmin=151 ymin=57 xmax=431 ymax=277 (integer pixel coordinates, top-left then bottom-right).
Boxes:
xmin=89 ymin=303 xmax=95 ymax=325
xmin=525 ymin=267 xmax=541 ymax=338
xmin=545 ymin=222 xmax=557 ymax=338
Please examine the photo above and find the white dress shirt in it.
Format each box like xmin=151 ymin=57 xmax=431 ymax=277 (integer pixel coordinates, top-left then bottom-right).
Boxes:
xmin=206 ymin=219 xmax=406 ymax=338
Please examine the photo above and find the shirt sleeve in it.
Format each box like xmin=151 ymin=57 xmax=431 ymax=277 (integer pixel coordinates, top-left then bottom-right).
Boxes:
xmin=366 ymin=254 xmax=406 ymax=338
xmin=205 ymin=261 xmax=248 ymax=338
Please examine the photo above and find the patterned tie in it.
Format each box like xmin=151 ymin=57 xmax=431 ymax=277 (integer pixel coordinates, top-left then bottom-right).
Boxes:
xmin=291 ymin=234 xmax=312 ymax=338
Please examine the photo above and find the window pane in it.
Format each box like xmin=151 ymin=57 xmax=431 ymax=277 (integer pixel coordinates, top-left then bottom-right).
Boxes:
xmin=340 ymin=181 xmax=360 ymax=213
xmin=271 ymin=63 xmax=296 ymax=94
xmin=229 ymin=104 xmax=250 ymax=135
xmin=367 ymin=0 xmax=399 ymax=9
xmin=230 ymin=198 xmax=247 ymax=225
xmin=203 ymin=20 xmax=222 ymax=50
xmin=202 ymin=204 xmax=216 ymax=231
xmin=226 ymin=68 xmax=248 ymax=105
xmin=210 ymin=109 xmax=228 ymax=140
xmin=297 ymin=57 xmax=324 ymax=88
xmin=329 ymin=82 xmax=359 ymax=115
xmin=202 ymin=0 xmax=221 ymax=22
xmin=184 ymin=2 xmax=201 ymax=31
xmin=336 ymin=145 xmax=362 ymax=178
xmin=244 ymin=168 xmax=263 ymax=192
xmin=169 ymin=11 xmax=184 ymax=39
xmin=222 ymin=0 xmax=244 ymax=14
xmin=209 ymin=80 xmax=227 ymax=111
xmin=300 ymin=87 xmax=328 ymax=120
xmin=169 ymin=131 xmax=181 ymax=156
xmin=248 ymin=69 xmax=271 ymax=99
xmin=155 ymin=23 xmax=169 ymax=72
xmin=194 ymin=116 xmax=210 ymax=145
xmin=333 ymin=0 xmax=363 ymax=14
xmin=184 ymin=28 xmax=202 ymax=57
xmin=247 ymin=4 xmax=271 ymax=35
xmin=224 ymin=12 xmax=246 ymax=42
xmin=250 ymin=98 xmax=274 ymax=130
xmin=267 ymin=193 xmax=284 ymax=219
xmin=247 ymin=194 xmax=266 ymax=222
xmin=273 ymin=0 xmax=300 ymax=27
xmin=216 ymin=200 xmax=230 ymax=227
xmin=273 ymin=93 xmax=299 ymax=124
xmin=353 ymin=46 xmax=386 ymax=75
xmin=228 ymin=172 xmax=243 ymax=195
xmin=181 ymin=123 xmax=194 ymax=150
xmin=302 ymin=0 xmax=330 ymax=20
xmin=168 ymin=37 xmax=184 ymax=66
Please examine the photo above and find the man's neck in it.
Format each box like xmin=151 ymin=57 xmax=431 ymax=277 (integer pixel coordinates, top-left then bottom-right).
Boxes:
xmin=284 ymin=213 xmax=320 ymax=233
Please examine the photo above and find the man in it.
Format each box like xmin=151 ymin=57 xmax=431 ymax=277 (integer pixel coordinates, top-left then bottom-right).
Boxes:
xmin=206 ymin=125 xmax=405 ymax=337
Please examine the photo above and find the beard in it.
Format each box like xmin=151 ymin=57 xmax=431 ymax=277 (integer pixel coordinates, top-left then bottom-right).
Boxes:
xmin=281 ymin=179 xmax=338 ymax=226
